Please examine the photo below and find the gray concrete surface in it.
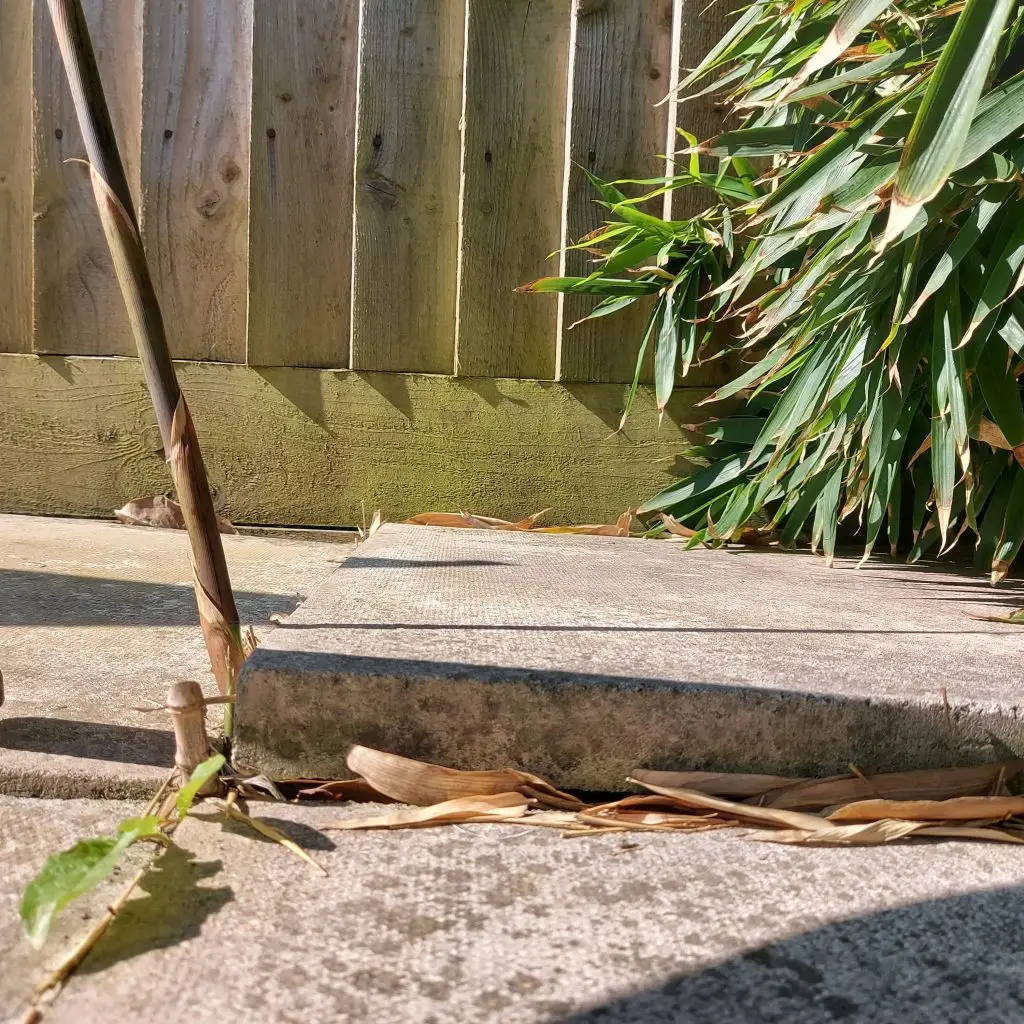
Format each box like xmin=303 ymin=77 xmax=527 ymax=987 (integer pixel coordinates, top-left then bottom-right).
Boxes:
xmin=0 ymin=514 xmax=342 ymax=796
xmin=1 ymin=797 xmax=1021 ymax=1024
xmin=237 ymin=524 xmax=1024 ymax=788
xmin=0 ymin=796 xmax=151 ymax=1022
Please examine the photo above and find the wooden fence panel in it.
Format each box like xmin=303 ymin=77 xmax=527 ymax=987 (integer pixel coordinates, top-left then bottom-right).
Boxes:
xmin=0 ymin=0 xmax=32 ymax=353
xmin=350 ymin=0 xmax=464 ymax=374
xmin=248 ymin=0 xmax=359 ymax=368
xmin=32 ymin=0 xmax=141 ymax=356
xmin=556 ymin=0 xmax=677 ymax=384
xmin=140 ymin=0 xmax=252 ymax=363
xmin=454 ymin=0 xmax=571 ymax=380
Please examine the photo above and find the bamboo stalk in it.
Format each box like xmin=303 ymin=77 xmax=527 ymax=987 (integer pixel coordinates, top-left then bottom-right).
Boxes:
xmin=45 ymin=0 xmax=245 ymax=724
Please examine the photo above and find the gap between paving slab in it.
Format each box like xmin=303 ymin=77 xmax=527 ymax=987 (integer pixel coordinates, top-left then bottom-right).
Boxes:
xmin=236 ymin=524 xmax=1024 ymax=788
xmin=0 ymin=515 xmax=344 ymax=798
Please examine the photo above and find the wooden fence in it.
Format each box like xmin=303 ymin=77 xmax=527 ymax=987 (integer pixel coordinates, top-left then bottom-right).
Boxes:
xmin=0 ymin=0 xmax=731 ymax=526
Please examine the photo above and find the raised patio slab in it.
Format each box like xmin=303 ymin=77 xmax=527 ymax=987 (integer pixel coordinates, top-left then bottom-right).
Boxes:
xmin=235 ymin=524 xmax=1024 ymax=789
xmin=0 ymin=514 xmax=346 ymax=797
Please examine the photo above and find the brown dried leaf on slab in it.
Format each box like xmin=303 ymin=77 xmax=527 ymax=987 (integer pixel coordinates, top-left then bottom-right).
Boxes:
xmin=115 ymin=494 xmax=237 ymax=534
xmin=347 ymin=746 xmax=583 ymax=810
xmin=405 ymin=510 xmax=549 ymax=530
xmin=631 ymin=768 xmax=807 ymax=800
xmin=323 ymin=793 xmax=531 ymax=831
xmin=628 ymin=779 xmax=829 ymax=832
xmin=631 ymin=760 xmax=1023 ymax=811
xmin=405 ymin=508 xmax=632 ymax=537
xmin=828 ymin=796 xmax=1024 ymax=823
xmin=280 ymin=778 xmax=397 ymax=804
xmin=659 ymin=514 xmax=699 ymax=540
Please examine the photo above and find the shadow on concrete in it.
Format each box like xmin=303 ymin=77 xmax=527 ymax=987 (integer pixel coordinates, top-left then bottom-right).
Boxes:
xmin=271 ymin=622 xmax=1012 ymax=636
xmin=0 ymin=717 xmax=174 ymax=766
xmin=556 ymin=883 xmax=1024 ymax=1023
xmin=77 ymin=846 xmax=234 ymax=975
xmin=341 ymin=557 xmax=513 ymax=570
xmin=189 ymin=808 xmax=337 ymax=852
xmin=0 ymin=568 xmax=301 ymax=626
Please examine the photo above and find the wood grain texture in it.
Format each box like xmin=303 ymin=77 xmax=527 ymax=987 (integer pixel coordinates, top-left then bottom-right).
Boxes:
xmin=0 ymin=354 xmax=707 ymax=526
xmin=0 ymin=0 xmax=32 ymax=353
xmin=557 ymin=0 xmax=676 ymax=384
xmin=672 ymin=0 xmax=742 ymax=218
xmin=248 ymin=0 xmax=359 ymax=368
xmin=32 ymin=0 xmax=142 ymax=355
xmin=140 ymin=0 xmax=252 ymax=363
xmin=455 ymin=0 xmax=571 ymax=380
xmin=350 ymin=0 xmax=464 ymax=374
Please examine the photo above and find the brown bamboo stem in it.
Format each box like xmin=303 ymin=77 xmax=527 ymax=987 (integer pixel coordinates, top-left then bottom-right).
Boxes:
xmin=45 ymin=0 xmax=245 ymax=714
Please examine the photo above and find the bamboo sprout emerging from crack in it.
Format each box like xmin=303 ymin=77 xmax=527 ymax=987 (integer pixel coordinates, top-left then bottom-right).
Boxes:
xmin=45 ymin=0 xmax=245 ymax=729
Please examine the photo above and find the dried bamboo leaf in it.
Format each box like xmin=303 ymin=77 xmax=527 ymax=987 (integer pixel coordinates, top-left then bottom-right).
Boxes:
xmin=829 ymin=795 xmax=1024 ymax=823
xmin=631 ymin=768 xmax=807 ymax=799
xmin=629 ymin=778 xmax=828 ymax=831
xmin=323 ymin=793 xmax=530 ymax=831
xmin=288 ymin=778 xmax=397 ymax=803
xmin=534 ymin=510 xmax=633 ymax=536
xmin=220 ymin=802 xmax=328 ymax=875
xmin=659 ymin=514 xmax=698 ymax=539
xmin=764 ymin=761 xmax=1023 ymax=810
xmin=115 ymin=495 xmax=236 ymax=534
xmin=914 ymin=825 xmax=1024 ymax=844
xmin=346 ymin=746 xmax=583 ymax=809
xmin=753 ymin=819 xmax=928 ymax=845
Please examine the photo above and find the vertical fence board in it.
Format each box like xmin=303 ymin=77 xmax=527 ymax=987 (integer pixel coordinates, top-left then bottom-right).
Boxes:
xmin=32 ymin=0 xmax=141 ymax=356
xmin=0 ymin=0 xmax=32 ymax=352
xmin=673 ymin=0 xmax=740 ymax=217
xmin=248 ymin=0 xmax=358 ymax=368
xmin=454 ymin=0 xmax=570 ymax=380
xmin=141 ymin=0 xmax=252 ymax=363
xmin=557 ymin=0 xmax=675 ymax=383
xmin=350 ymin=0 xmax=464 ymax=374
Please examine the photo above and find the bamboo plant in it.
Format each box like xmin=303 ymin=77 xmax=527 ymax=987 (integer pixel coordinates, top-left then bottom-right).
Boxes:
xmin=524 ymin=0 xmax=1024 ymax=585
xmin=46 ymin=0 xmax=246 ymax=719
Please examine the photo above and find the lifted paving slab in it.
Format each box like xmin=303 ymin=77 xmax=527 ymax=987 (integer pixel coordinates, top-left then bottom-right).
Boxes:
xmin=0 ymin=514 xmax=345 ymax=797
xmin=237 ymin=524 xmax=1024 ymax=788
xmin=4 ymin=797 xmax=1024 ymax=1024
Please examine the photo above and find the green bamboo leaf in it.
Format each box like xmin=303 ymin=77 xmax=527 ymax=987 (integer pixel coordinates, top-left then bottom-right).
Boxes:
xmin=175 ymin=752 xmax=225 ymax=818
xmin=780 ymin=0 xmax=894 ymax=102
xmin=992 ymin=466 xmax=1024 ymax=579
xmin=20 ymin=816 xmax=163 ymax=949
xmin=955 ymin=72 xmax=1024 ymax=171
xmin=654 ymin=288 xmax=680 ymax=414
xmin=903 ymin=195 xmax=1003 ymax=324
xmin=975 ymin=468 xmax=1014 ymax=571
xmin=962 ymin=216 xmax=1024 ymax=346
xmin=975 ymin=338 xmax=1024 ymax=457
xmin=787 ymin=46 xmax=912 ymax=102
xmin=884 ymin=0 xmax=1016 ymax=245
xmin=516 ymin=277 xmax=660 ymax=297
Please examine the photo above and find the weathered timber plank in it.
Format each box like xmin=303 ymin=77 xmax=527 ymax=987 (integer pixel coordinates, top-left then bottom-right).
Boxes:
xmin=140 ymin=0 xmax=252 ymax=362
xmin=557 ymin=0 xmax=676 ymax=384
xmin=0 ymin=354 xmax=705 ymax=527
xmin=32 ymin=0 xmax=141 ymax=356
xmin=672 ymin=0 xmax=742 ymax=218
xmin=0 ymin=0 xmax=32 ymax=353
xmin=248 ymin=0 xmax=359 ymax=368
xmin=454 ymin=0 xmax=571 ymax=380
xmin=350 ymin=0 xmax=464 ymax=373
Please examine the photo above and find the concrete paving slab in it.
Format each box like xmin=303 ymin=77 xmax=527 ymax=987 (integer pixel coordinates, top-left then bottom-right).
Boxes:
xmin=0 ymin=796 xmax=149 ymax=1022
xmin=237 ymin=524 xmax=1024 ymax=787
xmin=20 ymin=799 xmax=1024 ymax=1024
xmin=0 ymin=515 xmax=343 ymax=796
